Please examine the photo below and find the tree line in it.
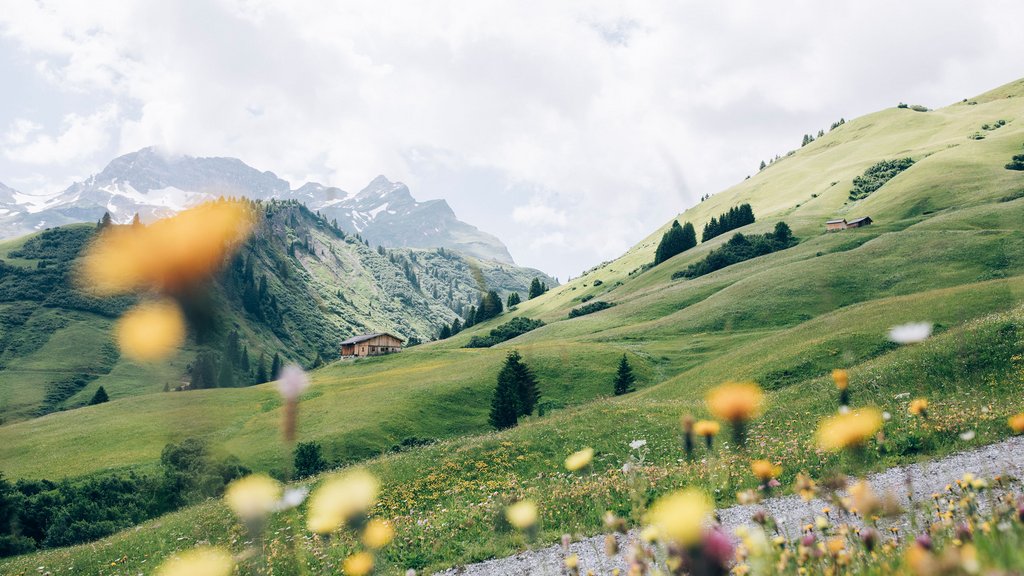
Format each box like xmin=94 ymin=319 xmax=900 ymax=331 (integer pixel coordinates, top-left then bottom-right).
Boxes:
xmin=702 ymin=203 xmax=755 ymax=242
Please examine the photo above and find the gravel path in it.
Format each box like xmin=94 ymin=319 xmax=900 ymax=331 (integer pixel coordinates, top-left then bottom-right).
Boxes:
xmin=436 ymin=436 xmax=1024 ymax=576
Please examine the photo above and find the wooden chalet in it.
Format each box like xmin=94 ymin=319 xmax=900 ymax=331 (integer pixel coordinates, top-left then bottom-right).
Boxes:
xmin=340 ymin=333 xmax=404 ymax=358
xmin=825 ymin=216 xmax=872 ymax=231
xmin=825 ymin=218 xmax=847 ymax=232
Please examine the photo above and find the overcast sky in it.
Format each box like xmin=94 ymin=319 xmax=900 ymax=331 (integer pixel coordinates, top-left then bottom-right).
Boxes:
xmin=1 ymin=1 xmax=1022 ymax=279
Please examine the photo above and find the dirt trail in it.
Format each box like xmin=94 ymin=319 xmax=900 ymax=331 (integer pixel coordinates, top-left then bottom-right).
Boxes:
xmin=436 ymin=436 xmax=1024 ymax=576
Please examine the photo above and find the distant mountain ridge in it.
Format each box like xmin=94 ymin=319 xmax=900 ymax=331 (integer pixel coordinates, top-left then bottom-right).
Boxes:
xmin=0 ymin=147 xmax=515 ymax=264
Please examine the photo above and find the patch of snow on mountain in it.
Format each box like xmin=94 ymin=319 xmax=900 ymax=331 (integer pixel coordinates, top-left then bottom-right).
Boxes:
xmin=368 ymin=203 xmax=389 ymax=219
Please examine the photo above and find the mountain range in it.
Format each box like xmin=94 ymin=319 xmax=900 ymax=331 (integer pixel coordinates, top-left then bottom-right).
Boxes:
xmin=0 ymin=147 xmax=514 ymax=264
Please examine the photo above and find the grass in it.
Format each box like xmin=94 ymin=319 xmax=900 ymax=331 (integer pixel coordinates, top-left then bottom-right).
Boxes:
xmin=2 ymin=77 xmax=1024 ymax=573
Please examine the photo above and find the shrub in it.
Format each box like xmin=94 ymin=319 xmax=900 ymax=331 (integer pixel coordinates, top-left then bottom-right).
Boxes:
xmin=464 ymin=317 xmax=545 ymax=348
xmin=848 ymin=158 xmax=915 ymax=200
xmin=674 ymin=223 xmax=798 ymax=280
xmin=1005 ymin=154 xmax=1024 ymax=171
xmin=294 ymin=441 xmax=330 ymax=478
xmin=568 ymin=301 xmax=615 ymax=319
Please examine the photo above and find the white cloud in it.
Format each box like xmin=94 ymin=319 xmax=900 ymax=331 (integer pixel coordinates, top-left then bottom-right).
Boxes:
xmin=0 ymin=1 xmax=1022 ymax=277
xmin=512 ymin=202 xmax=568 ymax=227
xmin=3 ymin=105 xmax=117 ymax=164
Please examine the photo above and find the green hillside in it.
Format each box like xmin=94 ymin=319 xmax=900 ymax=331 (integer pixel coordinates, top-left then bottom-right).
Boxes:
xmin=3 ymin=78 xmax=1024 ymax=573
xmin=0 ymin=203 xmax=553 ymax=423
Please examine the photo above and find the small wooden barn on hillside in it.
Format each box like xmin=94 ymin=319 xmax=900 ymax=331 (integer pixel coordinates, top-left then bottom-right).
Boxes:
xmin=340 ymin=333 xmax=404 ymax=358
xmin=825 ymin=216 xmax=872 ymax=231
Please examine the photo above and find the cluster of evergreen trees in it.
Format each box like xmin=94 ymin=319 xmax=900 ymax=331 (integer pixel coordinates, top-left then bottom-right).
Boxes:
xmin=438 ymin=289 xmax=506 ymax=339
xmin=701 ymin=204 xmax=755 ymax=242
xmin=489 ymin=351 xmax=540 ymax=429
xmin=676 ymin=222 xmax=796 ymax=279
xmin=189 ymin=330 xmax=279 ymax=389
xmin=653 ymin=220 xmax=697 ymax=266
xmin=528 ymin=277 xmax=549 ymax=299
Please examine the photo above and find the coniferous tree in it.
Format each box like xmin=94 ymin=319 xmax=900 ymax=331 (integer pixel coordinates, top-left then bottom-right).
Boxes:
xmin=98 ymin=212 xmax=112 ymax=229
xmin=450 ymin=318 xmax=462 ymax=335
xmin=240 ymin=346 xmax=250 ymax=372
xmin=271 ymin=352 xmax=282 ymax=380
xmin=654 ymin=220 xmax=697 ymax=265
xmin=528 ymin=278 xmax=545 ymax=299
xmin=613 ymin=355 xmax=636 ymax=396
xmin=131 ymin=213 xmax=142 ymax=227
xmin=489 ymin=365 xmax=519 ymax=430
xmin=507 ymin=292 xmax=522 ymax=308
xmin=294 ymin=441 xmax=329 ymax=478
xmin=477 ymin=290 xmax=503 ymax=322
xmin=465 ymin=306 xmax=477 ymax=327
xmin=773 ymin=221 xmax=793 ymax=244
xmin=255 ymin=353 xmax=269 ymax=384
xmin=89 ymin=386 xmax=109 ymax=405
xmin=759 ymin=160 xmax=766 ymax=171
xmin=439 ymin=324 xmax=452 ymax=340
xmin=312 ymin=352 xmax=324 ymax=369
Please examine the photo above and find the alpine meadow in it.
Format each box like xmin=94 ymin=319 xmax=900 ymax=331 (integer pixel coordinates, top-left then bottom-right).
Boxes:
xmin=2 ymin=7 xmax=1024 ymax=576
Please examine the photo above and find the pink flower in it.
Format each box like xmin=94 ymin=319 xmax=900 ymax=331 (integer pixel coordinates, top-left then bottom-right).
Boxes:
xmin=276 ymin=364 xmax=309 ymax=401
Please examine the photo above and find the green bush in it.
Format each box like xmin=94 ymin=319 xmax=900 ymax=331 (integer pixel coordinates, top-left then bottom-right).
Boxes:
xmin=568 ymin=301 xmax=615 ymax=319
xmin=848 ymin=158 xmax=915 ymax=200
xmin=464 ymin=317 xmax=544 ymax=348
xmin=674 ymin=222 xmax=797 ymax=280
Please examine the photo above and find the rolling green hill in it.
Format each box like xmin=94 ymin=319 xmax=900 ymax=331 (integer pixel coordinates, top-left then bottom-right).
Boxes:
xmin=3 ymin=78 xmax=1024 ymax=573
xmin=0 ymin=202 xmax=553 ymax=423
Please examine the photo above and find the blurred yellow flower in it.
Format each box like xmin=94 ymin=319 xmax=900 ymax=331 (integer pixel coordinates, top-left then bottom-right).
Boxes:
xmin=224 ymin=474 xmax=281 ymax=521
xmin=306 ymin=468 xmax=379 ymax=534
xmin=156 ymin=547 xmax=233 ymax=576
xmin=908 ymin=398 xmax=929 ymax=417
xmin=1008 ymin=413 xmax=1024 ymax=434
xmin=647 ymin=488 xmax=712 ymax=547
xmin=706 ymin=382 xmax=764 ymax=422
xmin=343 ymin=551 xmax=374 ymax=576
xmin=750 ymin=459 xmax=781 ymax=481
xmin=80 ymin=200 xmax=254 ymax=296
xmin=115 ymin=299 xmax=186 ymax=361
xmin=564 ymin=554 xmax=579 ymax=570
xmin=794 ymin=472 xmax=818 ymax=502
xmin=849 ymin=480 xmax=881 ymax=516
xmin=505 ymin=500 xmax=538 ymax=530
xmin=815 ymin=408 xmax=883 ymax=451
xmin=693 ymin=420 xmax=720 ymax=437
xmin=832 ymin=369 xmax=848 ymax=391
xmin=363 ymin=518 xmax=395 ymax=549
xmin=565 ymin=447 xmax=594 ymax=471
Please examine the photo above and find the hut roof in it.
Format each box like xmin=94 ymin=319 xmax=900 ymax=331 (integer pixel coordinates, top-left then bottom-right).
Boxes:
xmin=340 ymin=332 xmax=404 ymax=345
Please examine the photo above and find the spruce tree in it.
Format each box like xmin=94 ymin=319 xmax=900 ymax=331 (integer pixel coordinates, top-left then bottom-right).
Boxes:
xmin=503 ymin=350 xmax=540 ymax=417
xmin=439 ymin=324 xmax=452 ymax=340
xmin=255 ymin=353 xmax=269 ymax=384
xmin=450 ymin=318 xmax=462 ymax=335
xmin=89 ymin=386 xmax=109 ymax=405
xmin=217 ymin=357 xmax=234 ymax=388
xmin=489 ymin=364 xmax=519 ymax=429
xmin=98 ymin=212 xmax=112 ymax=229
xmin=680 ymin=222 xmax=697 ymax=250
xmin=507 ymin=292 xmax=522 ymax=308
xmin=613 ymin=355 xmax=636 ymax=395
xmin=528 ymin=278 xmax=544 ymax=299
xmin=271 ymin=352 xmax=282 ymax=380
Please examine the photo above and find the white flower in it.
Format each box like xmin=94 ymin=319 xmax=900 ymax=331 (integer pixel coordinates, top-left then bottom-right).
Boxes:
xmin=275 ymin=486 xmax=310 ymax=511
xmin=276 ymin=364 xmax=310 ymax=401
xmin=882 ymin=411 xmax=892 ymax=422
xmin=959 ymin=430 xmax=976 ymax=442
xmin=629 ymin=439 xmax=647 ymax=450
xmin=838 ymin=405 xmax=850 ymax=415
xmin=621 ymin=462 xmax=633 ymax=475
xmin=888 ymin=322 xmax=933 ymax=344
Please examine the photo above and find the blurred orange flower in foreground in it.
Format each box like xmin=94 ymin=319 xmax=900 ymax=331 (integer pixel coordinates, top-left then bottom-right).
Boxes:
xmin=815 ymin=408 xmax=883 ymax=451
xmin=706 ymin=381 xmax=764 ymax=423
xmin=115 ymin=299 xmax=186 ymax=361
xmin=79 ymin=200 xmax=254 ymax=296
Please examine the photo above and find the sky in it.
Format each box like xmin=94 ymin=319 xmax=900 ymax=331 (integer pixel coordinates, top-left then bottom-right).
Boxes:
xmin=1 ymin=1 xmax=1023 ymax=279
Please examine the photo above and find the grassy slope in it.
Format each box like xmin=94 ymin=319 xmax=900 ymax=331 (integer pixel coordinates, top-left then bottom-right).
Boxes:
xmin=3 ymin=78 xmax=1024 ymax=573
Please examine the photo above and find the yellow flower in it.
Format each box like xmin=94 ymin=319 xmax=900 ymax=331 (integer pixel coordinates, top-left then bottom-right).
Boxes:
xmin=647 ymin=488 xmax=712 ymax=546
xmin=832 ymin=369 xmax=848 ymax=391
xmin=115 ymin=299 xmax=186 ymax=361
xmin=794 ymin=473 xmax=818 ymax=501
xmin=343 ymin=551 xmax=374 ymax=576
xmin=815 ymin=408 xmax=883 ymax=451
xmin=826 ymin=537 xmax=845 ymax=555
xmin=705 ymin=382 xmax=764 ymax=422
xmin=849 ymin=480 xmax=881 ymax=516
xmin=80 ymin=200 xmax=254 ymax=296
xmin=363 ymin=518 xmax=395 ymax=549
xmin=565 ymin=447 xmax=594 ymax=471
xmin=750 ymin=459 xmax=782 ymax=481
xmin=908 ymin=398 xmax=929 ymax=417
xmin=564 ymin=554 xmax=579 ymax=570
xmin=224 ymin=474 xmax=281 ymax=520
xmin=693 ymin=420 xmax=721 ymax=437
xmin=156 ymin=547 xmax=233 ymax=576
xmin=1008 ymin=413 xmax=1024 ymax=434
xmin=306 ymin=468 xmax=379 ymax=534
xmin=505 ymin=500 xmax=538 ymax=530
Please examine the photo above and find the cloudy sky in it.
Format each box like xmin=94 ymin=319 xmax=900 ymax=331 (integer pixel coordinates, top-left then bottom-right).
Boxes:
xmin=1 ymin=1 xmax=1022 ymax=278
